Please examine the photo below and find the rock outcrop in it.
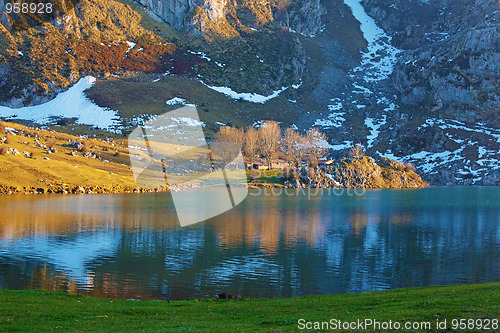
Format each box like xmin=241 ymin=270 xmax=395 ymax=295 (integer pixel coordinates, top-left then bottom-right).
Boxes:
xmin=278 ymin=156 xmax=427 ymax=189
xmin=135 ymin=0 xmax=193 ymax=30
xmin=327 ymin=156 xmax=427 ymax=189
xmin=133 ymin=0 xmax=323 ymax=38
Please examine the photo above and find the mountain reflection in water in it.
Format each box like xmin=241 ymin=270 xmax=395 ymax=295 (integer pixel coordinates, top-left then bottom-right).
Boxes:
xmin=0 ymin=187 xmax=498 ymax=300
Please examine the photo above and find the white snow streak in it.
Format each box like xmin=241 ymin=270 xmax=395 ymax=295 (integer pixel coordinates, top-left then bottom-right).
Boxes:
xmin=201 ymin=82 xmax=288 ymax=104
xmin=343 ymin=0 xmax=402 ymax=82
xmin=0 ymin=76 xmax=120 ymax=130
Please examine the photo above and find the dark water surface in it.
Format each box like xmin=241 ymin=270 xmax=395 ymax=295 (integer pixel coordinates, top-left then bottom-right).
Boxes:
xmin=0 ymin=187 xmax=498 ymax=300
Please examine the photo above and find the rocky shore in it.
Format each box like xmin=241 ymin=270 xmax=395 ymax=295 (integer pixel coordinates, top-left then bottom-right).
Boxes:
xmin=0 ymin=156 xmax=426 ymax=195
xmin=250 ymin=156 xmax=428 ymax=190
xmin=0 ymin=184 xmax=169 ymax=195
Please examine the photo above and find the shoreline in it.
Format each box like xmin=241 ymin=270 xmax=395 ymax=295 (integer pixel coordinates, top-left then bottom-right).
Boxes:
xmin=0 ymin=182 xmax=429 ymax=195
xmin=3 ymin=182 xmax=499 ymax=196
xmin=1 ymin=282 xmax=498 ymax=332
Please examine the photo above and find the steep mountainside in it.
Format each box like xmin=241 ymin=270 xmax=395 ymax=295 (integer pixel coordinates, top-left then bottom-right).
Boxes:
xmin=0 ymin=0 xmax=307 ymax=102
xmin=0 ymin=0 xmax=172 ymax=106
xmin=360 ymin=0 xmax=500 ymax=185
xmin=0 ymin=0 xmax=499 ymax=185
xmin=135 ymin=0 xmax=324 ymax=38
xmin=364 ymin=0 xmax=499 ymax=119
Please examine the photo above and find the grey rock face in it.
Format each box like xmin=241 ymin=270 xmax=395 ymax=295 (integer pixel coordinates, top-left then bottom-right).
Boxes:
xmin=134 ymin=0 xmax=196 ymax=29
xmin=275 ymin=0 xmax=324 ymax=36
xmin=133 ymin=0 xmax=323 ymax=36
xmin=365 ymin=0 xmax=500 ymax=112
xmin=133 ymin=0 xmax=237 ymax=32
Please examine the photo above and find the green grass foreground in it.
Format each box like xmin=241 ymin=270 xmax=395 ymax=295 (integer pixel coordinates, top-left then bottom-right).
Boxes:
xmin=0 ymin=283 xmax=498 ymax=332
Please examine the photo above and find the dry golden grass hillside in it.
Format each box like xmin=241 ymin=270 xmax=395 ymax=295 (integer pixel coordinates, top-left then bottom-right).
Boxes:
xmin=0 ymin=121 xmax=142 ymax=194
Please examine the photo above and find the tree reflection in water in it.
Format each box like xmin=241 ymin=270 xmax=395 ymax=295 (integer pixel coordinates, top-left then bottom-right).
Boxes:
xmin=0 ymin=188 xmax=499 ymax=300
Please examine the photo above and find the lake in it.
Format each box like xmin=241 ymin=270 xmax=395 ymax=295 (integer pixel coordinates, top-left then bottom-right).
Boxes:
xmin=0 ymin=187 xmax=499 ymax=300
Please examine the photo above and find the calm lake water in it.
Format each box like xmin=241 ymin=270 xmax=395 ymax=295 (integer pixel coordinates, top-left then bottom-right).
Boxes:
xmin=0 ymin=187 xmax=499 ymax=300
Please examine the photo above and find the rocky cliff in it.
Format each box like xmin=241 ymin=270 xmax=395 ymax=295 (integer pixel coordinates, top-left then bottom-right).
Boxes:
xmin=134 ymin=0 xmax=323 ymax=38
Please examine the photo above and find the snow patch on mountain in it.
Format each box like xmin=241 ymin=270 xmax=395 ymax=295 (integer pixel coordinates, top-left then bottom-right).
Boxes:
xmin=378 ymin=117 xmax=500 ymax=184
xmin=420 ymin=118 xmax=500 ymax=143
xmin=310 ymin=0 xmax=403 ymax=151
xmin=314 ymin=112 xmax=346 ymax=128
xmin=0 ymin=76 xmax=120 ymax=131
xmin=166 ymin=97 xmax=186 ymax=105
xmin=330 ymin=141 xmax=353 ymax=151
xmin=343 ymin=0 xmax=402 ymax=83
xmin=201 ymin=82 xmax=288 ymax=103
xmin=188 ymin=50 xmax=225 ymax=68
xmin=126 ymin=41 xmax=136 ymax=53
xmin=365 ymin=115 xmax=387 ymax=148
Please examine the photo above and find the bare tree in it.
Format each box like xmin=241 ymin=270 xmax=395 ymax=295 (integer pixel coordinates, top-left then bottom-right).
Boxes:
xmin=308 ymin=155 xmax=319 ymax=167
xmin=349 ymin=143 xmax=365 ymax=159
xmin=305 ymin=128 xmax=329 ymax=160
xmin=243 ymin=126 xmax=259 ymax=162
xmin=219 ymin=126 xmax=244 ymax=147
xmin=258 ymin=120 xmax=281 ymax=169
xmin=211 ymin=126 xmax=244 ymax=166
xmin=282 ymin=127 xmax=305 ymax=166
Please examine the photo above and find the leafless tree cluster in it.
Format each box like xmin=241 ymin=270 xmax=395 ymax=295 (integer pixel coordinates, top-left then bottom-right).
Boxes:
xmin=211 ymin=126 xmax=244 ymax=165
xmin=212 ymin=120 xmax=330 ymax=168
xmin=348 ymin=143 xmax=365 ymax=159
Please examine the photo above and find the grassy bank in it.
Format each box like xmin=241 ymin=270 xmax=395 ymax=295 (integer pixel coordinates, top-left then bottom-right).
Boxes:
xmin=0 ymin=283 xmax=498 ymax=332
xmin=0 ymin=122 xmax=140 ymax=194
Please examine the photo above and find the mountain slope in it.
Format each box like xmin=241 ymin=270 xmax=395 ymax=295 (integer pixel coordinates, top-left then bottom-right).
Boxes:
xmin=0 ymin=0 xmax=174 ymax=106
xmin=0 ymin=0 xmax=499 ymax=185
xmin=360 ymin=0 xmax=500 ymax=185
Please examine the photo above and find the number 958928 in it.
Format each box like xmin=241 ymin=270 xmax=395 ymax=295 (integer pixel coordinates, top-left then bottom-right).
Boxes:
xmin=5 ymin=1 xmax=53 ymax=14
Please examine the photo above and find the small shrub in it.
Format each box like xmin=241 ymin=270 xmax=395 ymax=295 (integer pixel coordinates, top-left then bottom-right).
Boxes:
xmin=0 ymin=147 xmax=7 ymax=155
xmin=80 ymin=144 xmax=90 ymax=153
xmin=378 ymin=157 xmax=391 ymax=167
xmin=114 ymin=151 xmax=120 ymax=157
xmin=80 ymin=140 xmax=94 ymax=152
xmin=394 ymin=162 xmax=405 ymax=172
xmin=289 ymin=168 xmax=300 ymax=181
xmin=4 ymin=134 xmax=12 ymax=145
xmin=0 ymin=122 xmax=5 ymax=134
xmin=46 ymin=138 xmax=56 ymax=149
xmin=349 ymin=143 xmax=365 ymax=159
xmin=30 ymin=152 xmax=35 ymax=158
xmin=281 ymin=166 xmax=290 ymax=178
xmin=276 ymin=151 xmax=286 ymax=160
